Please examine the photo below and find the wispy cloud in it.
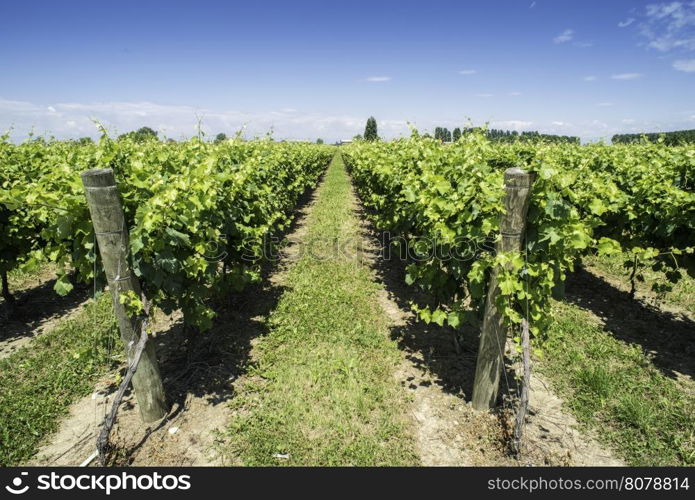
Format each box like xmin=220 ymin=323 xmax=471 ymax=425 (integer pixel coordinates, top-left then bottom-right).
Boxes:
xmin=673 ymin=58 xmax=695 ymax=71
xmin=597 ymin=102 xmax=615 ymax=107
xmin=0 ymin=98 xmax=410 ymax=142
xmin=611 ymin=72 xmax=643 ymax=79
xmin=458 ymin=69 xmax=477 ymax=75
xmin=491 ymin=120 xmax=533 ymax=130
xmin=475 ymin=93 xmax=494 ymax=97
xmin=553 ymin=28 xmax=574 ymax=44
xmin=529 ymin=1 xmax=536 ymax=8
xmin=639 ymin=1 xmax=695 ymax=52
xmin=365 ymin=76 xmax=391 ymax=82
xmin=618 ymin=18 xmax=635 ymax=28
xmin=583 ymin=75 xmax=598 ymax=81
xmin=622 ymin=118 xmax=636 ymax=124
xmin=508 ymin=91 xmax=522 ymax=96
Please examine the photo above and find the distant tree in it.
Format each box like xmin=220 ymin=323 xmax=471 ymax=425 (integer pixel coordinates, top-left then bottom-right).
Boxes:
xmin=434 ymin=127 xmax=442 ymax=141
xmin=118 ymin=126 xmax=158 ymax=143
xmin=214 ymin=133 xmax=227 ymax=143
xmin=444 ymin=128 xmax=452 ymax=142
xmin=316 ymin=138 xmax=324 ymax=144
xmin=452 ymin=127 xmax=461 ymax=141
xmin=353 ymin=134 xmax=363 ymax=141
xmin=364 ymin=117 xmax=378 ymax=141
xmin=135 ymin=127 xmax=157 ymax=139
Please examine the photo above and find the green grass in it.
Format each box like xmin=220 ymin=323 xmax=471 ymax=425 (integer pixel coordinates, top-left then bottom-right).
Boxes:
xmin=223 ymin=153 xmax=417 ymax=466
xmin=583 ymin=252 xmax=695 ymax=315
xmin=540 ymin=301 xmax=695 ymax=466
xmin=0 ymin=294 xmax=120 ymax=465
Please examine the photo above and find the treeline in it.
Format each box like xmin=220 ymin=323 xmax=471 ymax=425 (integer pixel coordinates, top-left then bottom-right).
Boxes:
xmin=612 ymin=129 xmax=695 ymax=146
xmin=429 ymin=126 xmax=579 ymax=144
xmin=483 ymin=128 xmax=580 ymax=144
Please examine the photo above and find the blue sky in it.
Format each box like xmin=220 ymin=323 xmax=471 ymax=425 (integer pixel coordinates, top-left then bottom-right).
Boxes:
xmin=1 ymin=0 xmax=694 ymax=142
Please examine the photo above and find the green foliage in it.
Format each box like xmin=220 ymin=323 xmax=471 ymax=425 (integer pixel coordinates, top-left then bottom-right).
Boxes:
xmin=453 ymin=127 xmax=462 ymax=142
xmin=214 ymin=133 xmax=227 ymax=143
xmin=342 ymin=130 xmax=695 ymax=343
xmin=363 ymin=117 xmax=378 ymax=142
xmin=316 ymin=138 xmax=324 ymax=144
xmin=0 ymin=135 xmax=334 ymax=331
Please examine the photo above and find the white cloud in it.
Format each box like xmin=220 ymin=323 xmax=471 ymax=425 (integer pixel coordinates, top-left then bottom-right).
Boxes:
xmin=688 ymin=114 xmax=695 ymax=121
xmin=622 ymin=118 xmax=636 ymax=124
xmin=611 ymin=72 xmax=643 ymax=79
xmin=0 ymin=98 xmax=411 ymax=142
xmin=673 ymin=58 xmax=695 ymax=71
xmin=640 ymin=1 xmax=695 ymax=52
xmin=598 ymin=102 xmax=615 ymax=106
xmin=492 ymin=120 xmax=533 ymax=130
xmin=583 ymin=75 xmax=598 ymax=81
xmin=476 ymin=93 xmax=494 ymax=97
xmin=530 ymin=1 xmax=536 ymax=8
xmin=553 ymin=29 xmax=574 ymax=44
xmin=365 ymin=76 xmax=391 ymax=82
xmin=47 ymin=106 xmax=56 ymax=113
xmin=552 ymin=121 xmax=570 ymax=126
xmin=458 ymin=69 xmax=477 ymax=75
xmin=508 ymin=91 xmax=522 ymax=96
xmin=618 ymin=18 xmax=635 ymax=28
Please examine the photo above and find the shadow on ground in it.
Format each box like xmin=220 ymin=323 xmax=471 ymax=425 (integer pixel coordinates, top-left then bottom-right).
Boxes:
xmin=566 ymin=267 xmax=695 ymax=382
xmin=0 ymin=278 xmax=90 ymax=346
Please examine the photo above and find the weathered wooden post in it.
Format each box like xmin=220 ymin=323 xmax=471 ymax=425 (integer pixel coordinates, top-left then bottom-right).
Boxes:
xmin=472 ymin=168 xmax=533 ymax=410
xmin=81 ymin=169 xmax=168 ymax=422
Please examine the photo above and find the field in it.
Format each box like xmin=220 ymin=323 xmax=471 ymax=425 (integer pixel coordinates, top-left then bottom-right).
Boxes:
xmin=0 ymin=132 xmax=693 ymax=466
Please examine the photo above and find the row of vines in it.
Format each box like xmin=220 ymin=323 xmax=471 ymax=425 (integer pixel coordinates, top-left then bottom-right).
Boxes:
xmin=342 ymin=131 xmax=695 ymax=340
xmin=0 ymin=132 xmax=334 ymax=331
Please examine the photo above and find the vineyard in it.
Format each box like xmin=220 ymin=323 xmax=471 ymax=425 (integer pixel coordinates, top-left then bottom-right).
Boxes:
xmin=0 ymin=132 xmax=694 ymax=467
xmin=343 ymin=132 xmax=695 ymax=337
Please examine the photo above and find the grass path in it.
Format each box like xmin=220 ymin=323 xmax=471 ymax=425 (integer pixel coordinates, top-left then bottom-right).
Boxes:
xmin=223 ymin=153 xmax=417 ymax=466
xmin=0 ymin=294 xmax=120 ymax=465
xmin=540 ymin=300 xmax=695 ymax=466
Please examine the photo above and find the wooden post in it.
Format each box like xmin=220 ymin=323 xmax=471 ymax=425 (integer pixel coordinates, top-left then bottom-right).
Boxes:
xmin=472 ymin=168 xmax=533 ymax=410
xmin=81 ymin=169 xmax=167 ymax=423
